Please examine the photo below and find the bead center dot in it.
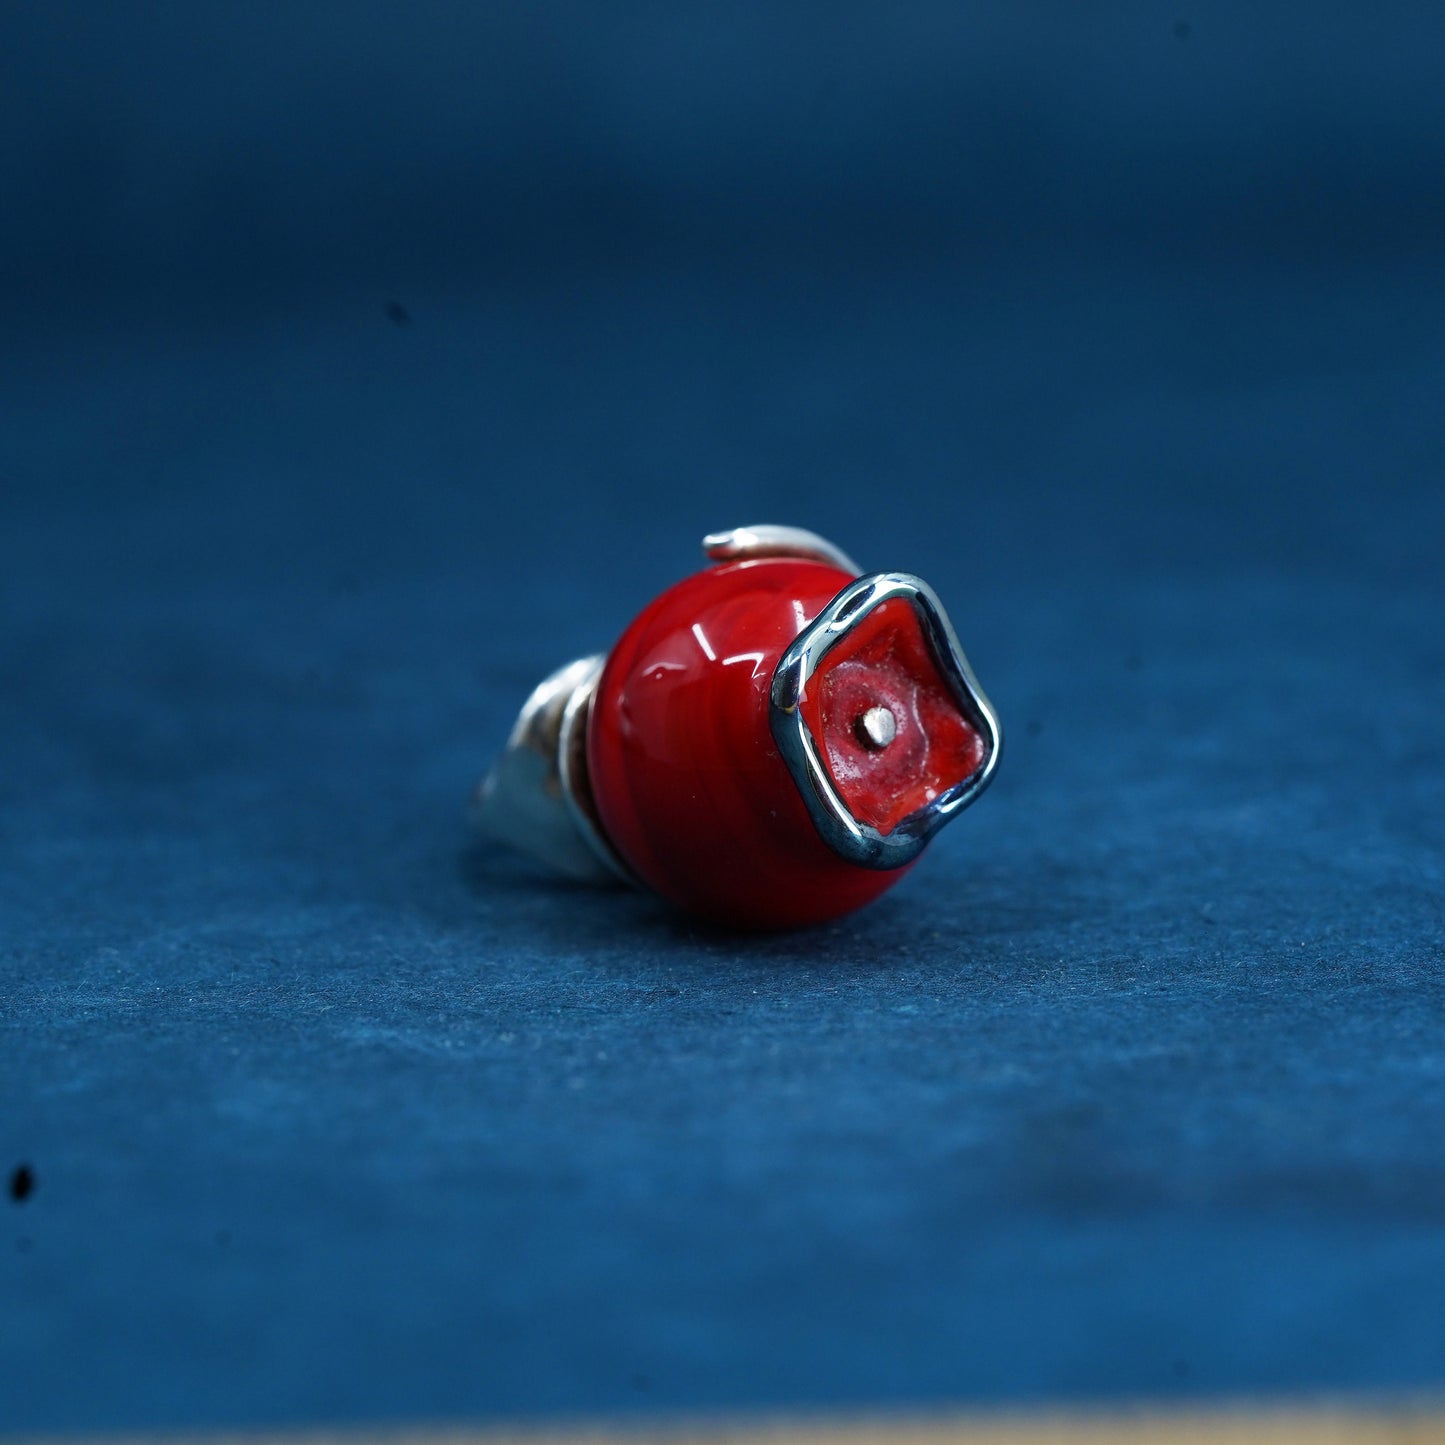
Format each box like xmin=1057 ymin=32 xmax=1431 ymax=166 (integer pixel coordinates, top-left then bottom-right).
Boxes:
xmin=855 ymin=705 xmax=897 ymax=750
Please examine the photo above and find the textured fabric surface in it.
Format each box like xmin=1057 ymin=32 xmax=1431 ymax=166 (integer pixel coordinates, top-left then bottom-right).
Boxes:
xmin=3 ymin=3 xmax=1444 ymax=1436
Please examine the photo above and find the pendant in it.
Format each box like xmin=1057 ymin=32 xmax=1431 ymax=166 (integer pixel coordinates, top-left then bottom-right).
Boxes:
xmin=475 ymin=525 xmax=1001 ymax=930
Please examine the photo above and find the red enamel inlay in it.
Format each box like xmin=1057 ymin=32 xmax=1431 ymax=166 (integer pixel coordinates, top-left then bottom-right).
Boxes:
xmin=798 ymin=597 xmax=985 ymax=835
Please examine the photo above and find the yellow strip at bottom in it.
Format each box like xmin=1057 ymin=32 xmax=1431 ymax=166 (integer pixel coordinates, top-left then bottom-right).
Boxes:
xmin=27 ymin=1404 xmax=1445 ymax=1445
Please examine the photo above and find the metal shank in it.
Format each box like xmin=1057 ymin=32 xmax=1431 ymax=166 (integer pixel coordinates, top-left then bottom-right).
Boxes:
xmin=472 ymin=656 xmax=629 ymax=884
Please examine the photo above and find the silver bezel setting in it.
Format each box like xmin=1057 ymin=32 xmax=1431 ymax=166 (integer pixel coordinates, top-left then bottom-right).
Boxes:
xmin=769 ymin=572 xmax=1002 ymax=871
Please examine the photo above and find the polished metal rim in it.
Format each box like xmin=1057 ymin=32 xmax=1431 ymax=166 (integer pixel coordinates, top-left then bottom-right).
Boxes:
xmin=769 ymin=571 xmax=1002 ymax=870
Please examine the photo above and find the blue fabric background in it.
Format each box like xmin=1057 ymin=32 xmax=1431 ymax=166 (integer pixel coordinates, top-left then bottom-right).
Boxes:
xmin=2 ymin=3 xmax=1444 ymax=1433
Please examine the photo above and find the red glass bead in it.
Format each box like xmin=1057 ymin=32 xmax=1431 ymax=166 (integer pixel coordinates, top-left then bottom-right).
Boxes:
xmin=587 ymin=558 xmax=987 ymax=929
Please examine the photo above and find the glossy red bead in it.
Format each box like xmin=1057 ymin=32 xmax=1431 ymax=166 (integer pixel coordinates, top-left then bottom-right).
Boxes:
xmin=587 ymin=557 xmax=987 ymax=929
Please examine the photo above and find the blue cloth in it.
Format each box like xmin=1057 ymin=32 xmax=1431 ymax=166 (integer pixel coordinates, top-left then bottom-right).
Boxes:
xmin=3 ymin=3 xmax=1444 ymax=1434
